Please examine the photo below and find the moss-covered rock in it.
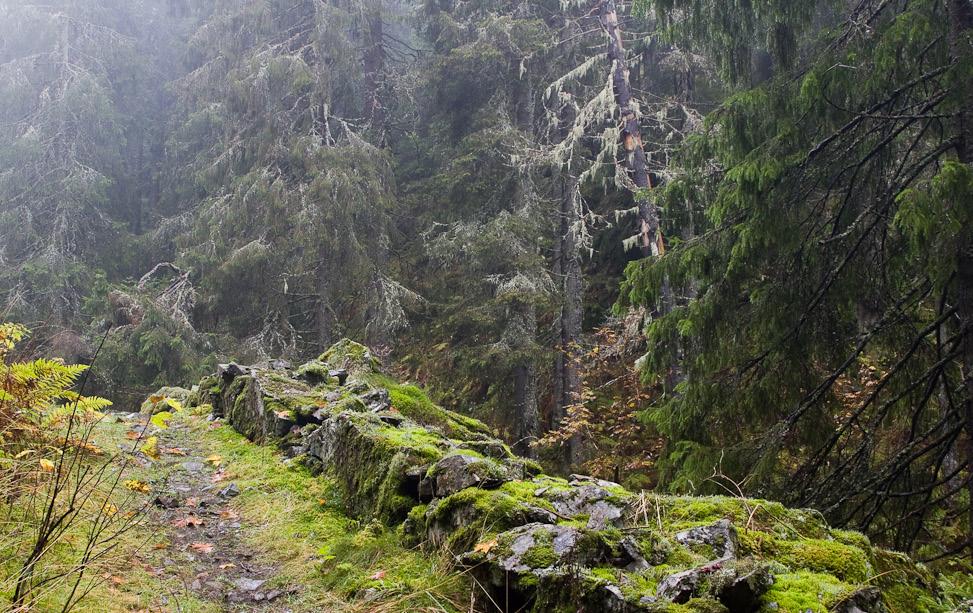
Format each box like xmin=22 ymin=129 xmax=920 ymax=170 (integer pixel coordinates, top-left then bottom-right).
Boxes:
xmin=172 ymin=339 xmax=947 ymax=613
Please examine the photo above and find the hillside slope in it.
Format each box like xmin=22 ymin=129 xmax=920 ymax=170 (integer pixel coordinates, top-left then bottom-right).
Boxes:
xmin=158 ymin=340 xmax=954 ymax=613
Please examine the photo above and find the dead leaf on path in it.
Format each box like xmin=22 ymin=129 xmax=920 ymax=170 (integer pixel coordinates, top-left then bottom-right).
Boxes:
xmin=185 ymin=496 xmax=200 ymax=507
xmin=208 ymin=422 xmax=222 ymax=430
xmin=370 ymin=570 xmax=386 ymax=580
xmin=219 ymin=509 xmax=239 ymax=520
xmin=124 ymin=479 xmax=151 ymax=493
xmin=189 ymin=541 xmax=214 ymax=554
xmin=38 ymin=458 xmax=55 ymax=472
xmin=152 ymin=541 xmax=169 ymax=550
xmin=102 ymin=502 xmax=118 ymax=517
xmin=172 ymin=515 xmax=204 ymax=528
xmin=125 ymin=430 xmax=141 ymax=440
xmin=205 ymin=454 xmax=222 ymax=467
xmin=161 ymin=446 xmax=187 ymax=456
xmin=211 ymin=469 xmax=226 ymax=483
xmin=218 ymin=563 xmax=236 ymax=570
xmin=101 ymin=572 xmax=124 ymax=586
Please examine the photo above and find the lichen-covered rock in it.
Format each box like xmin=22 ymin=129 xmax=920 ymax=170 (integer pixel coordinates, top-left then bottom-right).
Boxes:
xmin=172 ymin=339 xmax=948 ymax=613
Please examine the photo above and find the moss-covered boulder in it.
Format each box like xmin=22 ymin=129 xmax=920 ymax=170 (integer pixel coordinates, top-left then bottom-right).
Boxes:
xmin=174 ymin=339 xmax=951 ymax=613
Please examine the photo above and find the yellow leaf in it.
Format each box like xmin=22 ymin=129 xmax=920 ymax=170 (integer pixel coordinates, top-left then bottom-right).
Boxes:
xmin=148 ymin=395 xmax=164 ymax=404
xmin=164 ymin=398 xmax=183 ymax=412
xmin=124 ymin=479 xmax=151 ymax=494
xmin=205 ymin=454 xmax=222 ymax=467
xmin=39 ymin=458 xmax=55 ymax=472
xmin=102 ymin=502 xmax=118 ymax=517
xmin=15 ymin=449 xmax=34 ymax=459
xmin=151 ymin=411 xmax=173 ymax=429
xmin=141 ymin=436 xmax=160 ymax=460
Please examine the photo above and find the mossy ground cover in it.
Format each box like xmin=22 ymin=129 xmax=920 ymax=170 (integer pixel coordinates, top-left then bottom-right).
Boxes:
xmin=0 ymin=416 xmax=217 ymax=612
xmin=181 ymin=409 xmax=472 ymax=611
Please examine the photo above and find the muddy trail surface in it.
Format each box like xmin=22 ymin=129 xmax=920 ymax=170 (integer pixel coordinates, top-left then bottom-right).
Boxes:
xmin=126 ymin=414 xmax=296 ymax=611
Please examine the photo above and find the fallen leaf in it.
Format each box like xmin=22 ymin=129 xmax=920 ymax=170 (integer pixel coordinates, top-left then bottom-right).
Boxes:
xmin=161 ymin=447 xmax=187 ymax=456
xmin=150 ymin=411 xmax=173 ymax=429
xmin=317 ymin=498 xmax=327 ymax=506
xmin=39 ymin=458 xmax=55 ymax=473
xmin=473 ymin=539 xmax=497 ymax=554
xmin=205 ymin=454 xmax=222 ymax=467
xmin=218 ymin=563 xmax=236 ymax=570
xmin=211 ymin=469 xmax=226 ymax=484
xmin=189 ymin=542 xmax=214 ymax=554
xmin=172 ymin=515 xmax=204 ymax=528
xmin=141 ymin=436 xmax=160 ymax=460
xmin=219 ymin=509 xmax=239 ymax=520
xmin=102 ymin=502 xmax=118 ymax=517
xmin=208 ymin=422 xmax=222 ymax=430
xmin=14 ymin=449 xmax=35 ymax=459
xmin=185 ymin=496 xmax=200 ymax=507
xmin=370 ymin=570 xmax=386 ymax=580
xmin=125 ymin=430 xmax=142 ymax=440
xmin=164 ymin=397 xmax=184 ymax=412
xmin=124 ymin=479 xmax=151 ymax=494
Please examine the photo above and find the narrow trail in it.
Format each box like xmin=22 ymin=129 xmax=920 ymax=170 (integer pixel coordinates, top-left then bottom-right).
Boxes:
xmin=130 ymin=414 xmax=294 ymax=611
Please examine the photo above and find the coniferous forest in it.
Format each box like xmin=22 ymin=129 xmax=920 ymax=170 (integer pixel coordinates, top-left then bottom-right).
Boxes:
xmin=1 ymin=0 xmax=972 ymax=611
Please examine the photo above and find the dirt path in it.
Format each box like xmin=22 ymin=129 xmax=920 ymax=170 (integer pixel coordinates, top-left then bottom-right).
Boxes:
xmin=129 ymin=415 xmax=293 ymax=611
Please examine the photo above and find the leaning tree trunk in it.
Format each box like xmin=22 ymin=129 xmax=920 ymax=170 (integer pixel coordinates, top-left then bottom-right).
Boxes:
xmin=597 ymin=0 xmax=663 ymax=257
xmin=946 ymin=0 xmax=973 ymax=563
xmin=596 ymin=0 xmax=680 ymax=389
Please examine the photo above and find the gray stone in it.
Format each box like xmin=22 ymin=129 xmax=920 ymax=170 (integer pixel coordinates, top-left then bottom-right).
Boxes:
xmin=835 ymin=587 xmax=887 ymax=613
xmin=219 ymin=483 xmax=241 ymax=498
xmin=675 ymin=518 xmax=738 ymax=560
xmin=657 ymin=567 xmax=704 ymax=603
xmin=233 ymin=578 xmax=265 ymax=592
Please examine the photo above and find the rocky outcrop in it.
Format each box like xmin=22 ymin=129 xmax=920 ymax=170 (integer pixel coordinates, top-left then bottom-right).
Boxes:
xmin=178 ymin=340 xmax=943 ymax=613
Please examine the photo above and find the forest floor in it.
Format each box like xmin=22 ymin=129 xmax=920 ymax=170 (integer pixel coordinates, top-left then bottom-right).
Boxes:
xmin=63 ymin=407 xmax=471 ymax=612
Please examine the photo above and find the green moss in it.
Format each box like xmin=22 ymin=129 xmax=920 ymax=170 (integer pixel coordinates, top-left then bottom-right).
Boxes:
xmin=778 ymin=538 xmax=870 ymax=582
xmin=294 ymin=359 xmax=335 ymax=383
xmin=830 ymin=528 xmax=871 ymax=550
xmin=319 ymin=338 xmax=379 ymax=376
xmin=760 ymin=571 xmax=851 ymax=612
xmin=374 ymin=423 xmax=448 ymax=461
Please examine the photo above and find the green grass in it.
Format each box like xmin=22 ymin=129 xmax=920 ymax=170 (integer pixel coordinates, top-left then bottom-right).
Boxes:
xmin=188 ymin=413 xmax=472 ymax=612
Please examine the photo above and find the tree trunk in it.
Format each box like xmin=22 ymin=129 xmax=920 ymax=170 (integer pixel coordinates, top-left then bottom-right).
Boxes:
xmin=597 ymin=0 xmax=664 ymax=257
xmin=597 ymin=0 xmax=682 ymax=390
xmin=510 ymin=65 xmax=539 ymax=458
xmin=559 ymin=177 xmax=584 ymax=466
xmin=946 ymin=0 xmax=973 ymax=562
xmin=363 ymin=1 xmax=386 ymax=145
xmin=513 ymin=299 xmax=539 ymax=458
